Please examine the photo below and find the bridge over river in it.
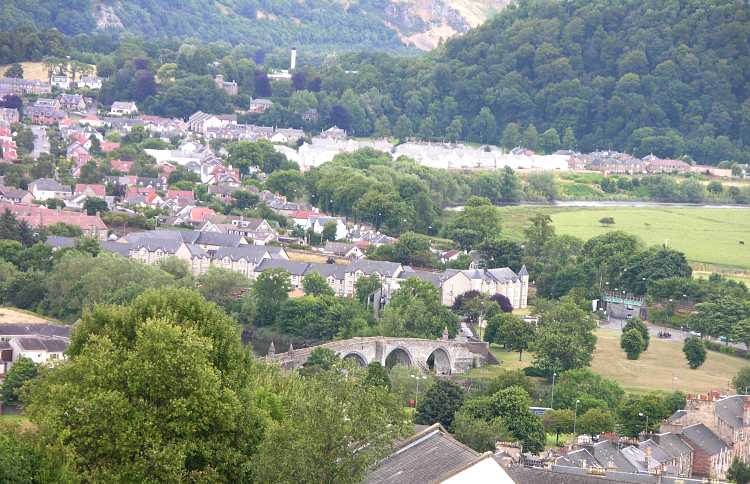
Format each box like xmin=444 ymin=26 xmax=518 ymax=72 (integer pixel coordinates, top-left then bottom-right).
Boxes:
xmin=266 ymin=336 xmax=496 ymax=375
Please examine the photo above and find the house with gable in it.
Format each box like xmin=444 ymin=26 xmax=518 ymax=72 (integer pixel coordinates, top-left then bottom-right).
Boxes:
xmin=109 ymin=101 xmax=138 ymax=116
xmin=29 ymin=178 xmax=72 ymax=200
xmin=59 ymin=93 xmax=86 ymax=112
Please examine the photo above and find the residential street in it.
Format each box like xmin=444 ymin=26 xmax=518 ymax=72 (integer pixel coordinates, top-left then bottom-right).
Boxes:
xmin=31 ymin=125 xmax=50 ymax=159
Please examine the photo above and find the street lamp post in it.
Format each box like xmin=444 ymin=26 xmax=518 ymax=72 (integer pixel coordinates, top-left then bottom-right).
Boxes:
xmin=550 ymin=372 xmax=557 ymax=409
xmin=639 ymin=412 xmax=649 ymax=434
xmin=410 ymin=374 xmax=427 ymax=411
xmin=573 ymin=399 xmax=580 ymax=435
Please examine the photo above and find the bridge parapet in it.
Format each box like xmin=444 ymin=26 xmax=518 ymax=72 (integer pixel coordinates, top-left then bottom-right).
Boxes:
xmin=265 ymin=336 xmax=493 ymax=375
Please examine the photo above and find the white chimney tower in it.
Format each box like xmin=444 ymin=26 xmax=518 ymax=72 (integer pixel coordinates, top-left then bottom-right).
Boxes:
xmin=290 ymin=48 xmax=297 ymax=71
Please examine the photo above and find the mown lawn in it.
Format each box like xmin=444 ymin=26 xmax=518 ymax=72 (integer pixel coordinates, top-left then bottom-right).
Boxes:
xmin=465 ymin=329 xmax=750 ymax=395
xmin=591 ymin=329 xmax=749 ymax=394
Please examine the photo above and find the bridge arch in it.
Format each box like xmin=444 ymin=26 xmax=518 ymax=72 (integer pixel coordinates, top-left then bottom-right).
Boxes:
xmin=427 ymin=347 xmax=452 ymax=375
xmin=341 ymin=351 xmax=368 ymax=367
xmin=385 ymin=347 xmax=414 ymax=369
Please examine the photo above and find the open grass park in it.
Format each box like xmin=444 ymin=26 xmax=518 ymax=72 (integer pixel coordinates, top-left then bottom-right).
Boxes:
xmin=497 ymin=205 xmax=750 ymax=271
xmin=468 ymin=328 xmax=750 ymax=396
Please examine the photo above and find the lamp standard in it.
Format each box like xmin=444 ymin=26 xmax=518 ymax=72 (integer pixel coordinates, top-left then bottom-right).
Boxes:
xmin=550 ymin=372 xmax=557 ymax=409
xmin=639 ymin=412 xmax=649 ymax=434
xmin=573 ymin=399 xmax=581 ymax=435
xmin=410 ymin=374 xmax=427 ymax=411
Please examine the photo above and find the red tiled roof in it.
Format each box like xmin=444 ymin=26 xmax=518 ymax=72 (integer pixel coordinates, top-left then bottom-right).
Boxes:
xmin=166 ymin=189 xmax=194 ymax=200
xmin=190 ymin=207 xmax=216 ymax=223
xmin=110 ymin=159 xmax=134 ymax=173
xmin=101 ymin=140 xmax=120 ymax=153
xmin=74 ymin=183 xmax=106 ymax=197
xmin=1 ymin=202 xmax=107 ymax=231
xmin=290 ymin=210 xmax=319 ymax=219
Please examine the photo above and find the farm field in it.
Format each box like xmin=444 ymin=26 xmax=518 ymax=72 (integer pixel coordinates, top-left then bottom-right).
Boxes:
xmin=496 ymin=206 xmax=750 ymax=270
xmin=465 ymin=329 xmax=750 ymax=395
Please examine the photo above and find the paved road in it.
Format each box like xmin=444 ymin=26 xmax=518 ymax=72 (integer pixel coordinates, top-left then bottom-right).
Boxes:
xmin=31 ymin=125 xmax=50 ymax=159
xmin=601 ymin=317 xmax=745 ymax=351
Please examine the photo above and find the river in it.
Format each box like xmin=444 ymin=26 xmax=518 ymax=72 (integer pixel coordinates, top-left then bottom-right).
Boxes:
xmin=445 ymin=200 xmax=750 ymax=211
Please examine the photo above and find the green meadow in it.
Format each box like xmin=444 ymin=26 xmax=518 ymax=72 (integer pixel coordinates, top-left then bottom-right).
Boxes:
xmin=497 ymin=206 xmax=750 ymax=270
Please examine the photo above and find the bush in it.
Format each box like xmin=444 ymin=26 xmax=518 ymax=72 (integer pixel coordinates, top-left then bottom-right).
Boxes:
xmin=523 ymin=366 xmax=547 ymax=377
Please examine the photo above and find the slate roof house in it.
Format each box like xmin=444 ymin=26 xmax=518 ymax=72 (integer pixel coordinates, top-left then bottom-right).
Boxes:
xmin=365 ymin=423 xmax=514 ymax=484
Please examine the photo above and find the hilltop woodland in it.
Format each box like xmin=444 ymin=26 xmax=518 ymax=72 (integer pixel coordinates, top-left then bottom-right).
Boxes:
xmin=1 ymin=0 xmax=750 ymax=165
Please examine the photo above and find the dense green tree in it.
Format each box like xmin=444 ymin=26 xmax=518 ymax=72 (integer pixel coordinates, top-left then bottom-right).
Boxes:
xmin=539 ymin=128 xmax=560 ymax=153
xmin=355 ymin=274 xmax=381 ymax=306
xmin=617 ymin=393 xmax=669 ymax=437
xmin=363 ymin=362 xmax=391 ymax=390
xmin=623 ymin=318 xmax=650 ymax=351
xmin=620 ymin=328 xmax=644 ymax=360
xmin=443 ymin=196 xmax=502 ymax=250
xmin=727 ymin=458 xmax=750 ymax=484
xmin=461 ymin=386 xmax=545 ymax=453
xmin=300 ymin=347 xmax=341 ymax=376
xmin=532 ymin=300 xmax=597 ymax=376
xmin=577 ymin=408 xmax=616 ymax=436
xmin=302 ymin=272 xmax=335 ymax=297
xmin=415 ymin=379 xmax=465 ymax=429
xmin=266 ymin=169 xmax=305 ymax=200
xmin=197 ymin=267 xmax=251 ymax=314
xmin=380 ymin=278 xmax=458 ymax=339
xmin=26 ymin=289 xmax=262 ymax=482
xmin=543 ymin=409 xmax=574 ymax=444
xmin=484 ymin=313 xmax=534 ymax=361
xmin=683 ymin=337 xmax=707 ymax=369
xmin=732 ymin=367 xmax=750 ymax=395
xmin=552 ymin=369 xmax=624 ymax=411
xmin=82 ymin=196 xmax=108 ymax=216
xmin=1 ymin=356 xmax=37 ymax=406
xmin=254 ymin=268 xmax=292 ymax=326
xmin=4 ymin=63 xmax=23 ymax=78
xmin=479 ymin=237 xmax=523 ymax=271
xmin=252 ymin=368 xmax=407 ymax=484
xmin=453 ymin=410 xmax=510 ymax=452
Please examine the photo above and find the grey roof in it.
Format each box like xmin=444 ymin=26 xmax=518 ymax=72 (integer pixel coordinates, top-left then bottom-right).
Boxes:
xmin=185 ymin=244 xmax=208 ymax=257
xmin=666 ymin=410 xmax=686 ymax=423
xmin=213 ymin=246 xmax=268 ymax=263
xmin=126 ymin=230 xmax=242 ymax=248
xmin=652 ymin=433 xmax=692 ymax=459
xmin=128 ymin=237 xmax=183 ymax=254
xmin=486 ymin=267 xmax=520 ymax=282
xmin=31 ymin=178 xmax=68 ymax=192
xmin=349 ymin=259 xmax=402 ymax=277
xmin=306 ymin=262 xmax=347 ymax=280
xmin=681 ymin=423 xmax=727 ymax=455
xmin=519 ymin=264 xmax=528 ymax=276
xmin=46 ymin=235 xmax=75 ymax=249
xmin=196 ymin=231 xmax=243 ymax=247
xmin=256 ymin=259 xmax=310 ymax=276
xmin=714 ymin=395 xmax=747 ymax=429
xmin=590 ymin=441 xmax=639 ymax=473
xmin=557 ymin=447 xmax=598 ymax=468
xmin=265 ymin=246 xmax=288 ymax=259
xmin=638 ymin=440 xmax=672 ymax=464
xmin=100 ymin=241 xmax=133 ymax=257
xmin=16 ymin=336 xmax=68 ymax=353
xmin=365 ymin=424 xmax=481 ymax=484
xmin=0 ymin=324 xmax=70 ymax=338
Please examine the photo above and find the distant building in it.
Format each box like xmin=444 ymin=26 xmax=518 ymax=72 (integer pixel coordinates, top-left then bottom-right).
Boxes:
xmin=109 ymin=101 xmax=138 ymax=116
xmin=59 ymin=93 xmax=86 ymax=112
xmin=1 ymin=201 xmax=107 ymax=240
xmin=28 ymin=178 xmax=72 ymax=200
xmin=0 ymin=107 xmax=19 ymax=125
xmin=50 ymin=75 xmax=71 ymax=90
xmin=78 ymin=76 xmax=103 ymax=90
xmin=214 ymin=75 xmax=238 ymax=96
xmin=249 ymin=98 xmax=273 ymax=114
xmin=0 ymin=77 xmax=51 ymax=95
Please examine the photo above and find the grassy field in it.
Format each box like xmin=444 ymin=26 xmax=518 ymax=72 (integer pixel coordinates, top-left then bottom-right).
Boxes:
xmin=1 ymin=61 xmax=96 ymax=81
xmin=467 ymin=329 xmax=750 ymax=395
xmin=591 ymin=329 xmax=749 ymax=394
xmin=496 ymin=206 xmax=750 ymax=270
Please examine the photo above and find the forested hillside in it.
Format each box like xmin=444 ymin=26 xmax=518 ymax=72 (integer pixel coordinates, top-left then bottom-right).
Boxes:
xmin=0 ymin=0 xmax=505 ymax=52
xmin=334 ymin=0 xmax=750 ymax=164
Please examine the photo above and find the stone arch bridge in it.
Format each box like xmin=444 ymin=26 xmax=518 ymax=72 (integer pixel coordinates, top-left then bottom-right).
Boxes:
xmin=266 ymin=336 xmax=496 ymax=375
